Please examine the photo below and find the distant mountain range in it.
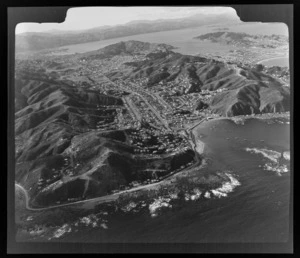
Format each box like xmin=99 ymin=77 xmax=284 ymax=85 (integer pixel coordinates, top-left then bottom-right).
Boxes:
xmin=16 ymin=12 xmax=240 ymax=52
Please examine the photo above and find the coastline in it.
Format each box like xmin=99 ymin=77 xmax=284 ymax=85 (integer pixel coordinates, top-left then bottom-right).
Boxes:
xmin=15 ymin=112 xmax=289 ymax=212
xmin=187 ymin=111 xmax=290 ymax=154
xmin=229 ymin=112 xmax=290 ymax=124
xmin=256 ymin=55 xmax=289 ymax=66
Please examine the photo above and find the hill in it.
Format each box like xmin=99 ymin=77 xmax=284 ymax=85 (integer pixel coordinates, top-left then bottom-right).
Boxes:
xmin=194 ymin=32 xmax=288 ymax=48
xmin=89 ymin=41 xmax=290 ymax=116
xmin=14 ymin=40 xmax=290 ymax=207
xmin=79 ymin=41 xmax=174 ymax=61
xmin=15 ymin=47 xmax=197 ymax=207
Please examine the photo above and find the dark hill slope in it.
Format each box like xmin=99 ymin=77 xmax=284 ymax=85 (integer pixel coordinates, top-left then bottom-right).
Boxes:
xmin=106 ymin=47 xmax=290 ymax=116
xmin=101 ymin=46 xmax=290 ymax=116
xmin=15 ymin=79 xmax=122 ymax=135
xmin=116 ymin=51 xmax=208 ymax=92
xmin=15 ymin=75 xmax=195 ymax=207
xmin=210 ymin=82 xmax=290 ymax=116
xmin=114 ymin=49 xmax=284 ymax=91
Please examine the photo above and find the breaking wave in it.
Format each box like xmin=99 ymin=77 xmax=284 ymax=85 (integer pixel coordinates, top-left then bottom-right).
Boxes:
xmin=50 ymin=224 xmax=72 ymax=240
xmin=47 ymin=212 xmax=109 ymax=240
xmin=245 ymin=147 xmax=281 ymax=163
xmin=43 ymin=173 xmax=242 ymax=238
xmin=245 ymin=147 xmax=290 ymax=176
xmin=210 ymin=173 xmax=241 ymax=198
xmin=149 ymin=197 xmax=173 ymax=217
xmin=148 ymin=172 xmax=241 ymax=217
xmin=283 ymin=152 xmax=290 ymax=161
xmin=262 ymin=163 xmax=289 ymax=176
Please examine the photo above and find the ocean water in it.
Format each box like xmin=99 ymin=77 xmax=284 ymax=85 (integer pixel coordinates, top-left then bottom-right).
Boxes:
xmin=52 ymin=22 xmax=288 ymax=56
xmin=44 ymin=118 xmax=290 ymax=243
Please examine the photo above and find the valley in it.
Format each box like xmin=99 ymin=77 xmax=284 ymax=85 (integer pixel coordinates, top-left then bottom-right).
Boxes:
xmin=15 ymin=40 xmax=290 ymax=208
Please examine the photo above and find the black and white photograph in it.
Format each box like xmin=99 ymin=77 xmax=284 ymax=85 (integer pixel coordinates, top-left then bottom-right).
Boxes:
xmin=8 ymin=5 xmax=293 ymax=253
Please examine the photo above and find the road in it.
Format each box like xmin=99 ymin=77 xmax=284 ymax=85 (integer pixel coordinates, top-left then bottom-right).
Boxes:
xmin=16 ymin=158 xmax=194 ymax=212
xmin=15 ymin=180 xmax=164 ymax=212
xmin=123 ymin=96 xmax=142 ymax=121
xmin=15 ymin=183 xmax=117 ymax=211
xmin=15 ymin=118 xmax=208 ymax=212
xmin=101 ymin=74 xmax=170 ymax=130
xmin=15 ymin=74 xmax=211 ymax=212
xmin=134 ymin=92 xmax=170 ymax=130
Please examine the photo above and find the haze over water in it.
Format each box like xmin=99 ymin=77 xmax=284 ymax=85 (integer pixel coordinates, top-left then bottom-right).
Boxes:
xmin=53 ymin=22 xmax=288 ymax=57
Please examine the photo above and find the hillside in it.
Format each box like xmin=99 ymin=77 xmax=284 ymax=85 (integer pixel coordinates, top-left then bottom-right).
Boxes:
xmin=15 ymin=42 xmax=198 ymax=207
xmin=14 ymin=40 xmax=290 ymax=208
xmin=194 ymin=32 xmax=288 ymax=48
xmin=79 ymin=41 xmax=175 ymax=61
xmin=15 ymin=77 xmax=196 ymax=207
xmin=88 ymin=41 xmax=290 ymax=116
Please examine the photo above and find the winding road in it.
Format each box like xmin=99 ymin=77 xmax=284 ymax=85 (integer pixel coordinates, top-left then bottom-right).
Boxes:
xmin=15 ymin=124 xmax=207 ymax=213
xmin=15 ymin=98 xmax=209 ymax=212
xmin=15 ymin=180 xmax=164 ymax=212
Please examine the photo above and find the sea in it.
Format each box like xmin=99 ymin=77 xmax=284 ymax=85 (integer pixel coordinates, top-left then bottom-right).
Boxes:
xmin=17 ymin=21 xmax=291 ymax=242
xmin=51 ymin=22 xmax=289 ymax=58
xmin=34 ymin=118 xmax=290 ymax=243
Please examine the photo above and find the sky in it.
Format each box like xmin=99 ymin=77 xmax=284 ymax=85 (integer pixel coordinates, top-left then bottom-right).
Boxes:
xmin=15 ymin=6 xmax=237 ymax=34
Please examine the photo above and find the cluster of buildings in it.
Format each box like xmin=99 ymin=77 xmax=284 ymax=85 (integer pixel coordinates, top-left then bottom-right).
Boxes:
xmin=202 ymin=45 xmax=288 ymax=66
xmin=127 ymin=126 xmax=189 ymax=157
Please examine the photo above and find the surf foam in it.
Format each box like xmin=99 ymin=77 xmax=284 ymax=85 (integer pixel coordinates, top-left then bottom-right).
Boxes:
xmin=245 ymin=147 xmax=281 ymax=163
xmin=149 ymin=197 xmax=172 ymax=217
xmin=245 ymin=147 xmax=290 ymax=175
xmin=50 ymin=224 xmax=72 ymax=239
xmin=210 ymin=173 xmax=241 ymax=198
xmin=263 ymin=163 xmax=289 ymax=176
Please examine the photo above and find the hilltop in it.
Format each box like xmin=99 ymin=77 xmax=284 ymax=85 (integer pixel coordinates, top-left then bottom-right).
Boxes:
xmin=79 ymin=41 xmax=175 ymax=60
